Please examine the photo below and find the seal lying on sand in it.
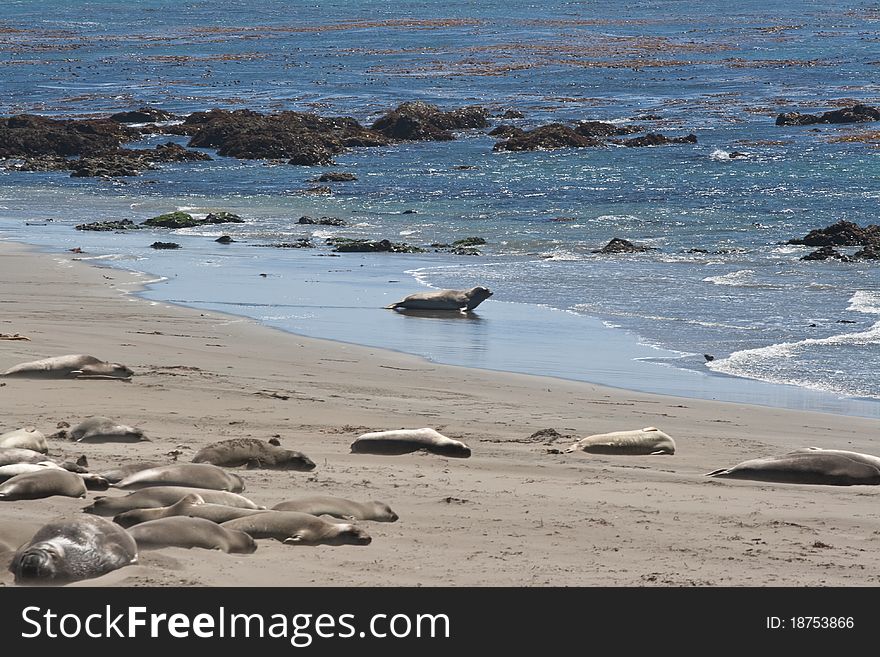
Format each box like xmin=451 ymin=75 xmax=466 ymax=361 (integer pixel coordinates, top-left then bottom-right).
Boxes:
xmin=192 ymin=438 xmax=315 ymax=470
xmin=113 ymin=493 xmax=266 ymax=528
xmin=272 ymin=496 xmax=399 ymax=522
xmin=97 ymin=462 xmax=165 ymax=484
xmin=222 ymin=511 xmax=372 ymax=546
xmin=351 ymin=428 xmax=471 ymax=458
xmin=0 ymin=462 xmax=108 ymax=490
xmin=385 ymin=286 xmax=493 ymax=312
xmin=0 ymin=447 xmax=49 ymax=467
xmin=0 ymin=469 xmax=87 ymax=501
xmin=0 ymin=427 xmax=47 ymax=452
xmin=84 ymin=486 xmax=263 ymax=516
xmin=9 ymin=515 xmax=137 ymax=584
xmin=564 ymin=427 xmax=676 ymax=455
xmin=1 ymin=354 xmax=133 ymax=380
xmin=127 ymin=516 xmax=257 ymax=554
xmin=113 ymin=463 xmax=245 ymax=493
xmin=70 ymin=417 xmax=147 ymax=443
xmin=706 ymin=448 xmax=880 ymax=485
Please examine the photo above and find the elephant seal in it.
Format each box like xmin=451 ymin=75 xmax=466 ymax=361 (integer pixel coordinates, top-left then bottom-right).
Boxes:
xmin=126 ymin=516 xmax=257 ymax=554
xmin=1 ymin=354 xmax=133 ymax=380
xmin=0 ymin=427 xmax=47 ymax=452
xmin=222 ymin=511 xmax=372 ymax=546
xmin=113 ymin=463 xmax=245 ymax=493
xmin=351 ymin=428 xmax=471 ymax=458
xmin=385 ymin=286 xmax=493 ymax=312
xmin=192 ymin=438 xmax=315 ymax=471
xmin=0 ymin=469 xmax=87 ymax=501
xmin=85 ymin=486 xmax=263 ymax=516
xmin=272 ymin=496 xmax=399 ymax=522
xmin=0 ymin=447 xmax=49 ymax=467
xmin=564 ymin=427 xmax=676 ymax=455
xmin=0 ymin=461 xmax=65 ymax=483
xmin=70 ymin=417 xmax=147 ymax=443
xmin=9 ymin=515 xmax=137 ymax=584
xmin=113 ymin=493 xmax=266 ymax=528
xmin=97 ymin=462 xmax=165 ymax=484
xmin=705 ymin=448 xmax=880 ymax=486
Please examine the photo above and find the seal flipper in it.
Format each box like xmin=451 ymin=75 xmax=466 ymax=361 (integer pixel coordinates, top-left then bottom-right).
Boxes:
xmin=384 ymin=303 xmax=403 ymax=310
xmin=282 ymin=533 xmax=305 ymax=545
xmin=704 ymin=468 xmax=732 ymax=477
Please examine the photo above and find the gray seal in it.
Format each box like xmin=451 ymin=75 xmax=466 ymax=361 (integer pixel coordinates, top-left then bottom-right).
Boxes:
xmin=706 ymin=448 xmax=880 ymax=485
xmin=0 ymin=462 xmax=106 ymax=490
xmin=0 ymin=447 xmax=49 ymax=467
xmin=0 ymin=427 xmax=47 ymax=452
xmin=70 ymin=417 xmax=147 ymax=443
xmin=564 ymin=427 xmax=676 ymax=455
xmin=350 ymin=428 xmax=471 ymax=458
xmin=113 ymin=463 xmax=245 ymax=493
xmin=9 ymin=515 xmax=137 ymax=584
xmin=272 ymin=495 xmax=399 ymax=522
xmin=97 ymin=462 xmax=165 ymax=484
xmin=1 ymin=354 xmax=133 ymax=380
xmin=113 ymin=493 xmax=266 ymax=528
xmin=222 ymin=511 xmax=372 ymax=546
xmin=84 ymin=486 xmax=264 ymax=516
xmin=192 ymin=438 xmax=315 ymax=471
xmin=385 ymin=286 xmax=493 ymax=312
xmin=126 ymin=516 xmax=257 ymax=554
xmin=0 ymin=469 xmax=87 ymax=501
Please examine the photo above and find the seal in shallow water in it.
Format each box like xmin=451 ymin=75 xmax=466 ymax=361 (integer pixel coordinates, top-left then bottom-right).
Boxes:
xmin=564 ymin=427 xmax=676 ymax=455
xmin=385 ymin=286 xmax=493 ymax=312
xmin=705 ymin=448 xmax=880 ymax=485
xmin=9 ymin=515 xmax=137 ymax=584
xmin=350 ymin=428 xmax=471 ymax=458
xmin=126 ymin=516 xmax=257 ymax=553
xmin=192 ymin=438 xmax=315 ymax=470
xmin=1 ymin=354 xmax=133 ymax=379
xmin=222 ymin=511 xmax=372 ymax=546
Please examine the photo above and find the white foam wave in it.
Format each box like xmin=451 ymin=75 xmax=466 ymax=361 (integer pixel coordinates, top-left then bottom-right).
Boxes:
xmin=702 ymin=269 xmax=755 ymax=286
xmin=709 ymin=148 xmax=731 ymax=161
xmin=847 ymin=290 xmax=880 ymax=315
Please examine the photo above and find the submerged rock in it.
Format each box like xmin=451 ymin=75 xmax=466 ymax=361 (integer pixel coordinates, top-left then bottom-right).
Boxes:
xmin=615 ymin=133 xmax=698 ymax=147
xmin=215 ymin=235 xmax=235 ymax=244
xmin=493 ymin=124 xmax=602 ymax=152
xmin=853 ymin=245 xmax=880 ymax=260
xmin=371 ymin=101 xmax=489 ymax=141
xmin=800 ymin=246 xmax=851 ymax=261
xmin=788 ymin=220 xmax=880 ymax=247
xmin=75 ymin=219 xmax=141 ymax=231
xmin=110 ymin=107 xmax=177 ymax=124
xmin=592 ymin=238 xmax=654 ymax=254
xmin=204 ymin=212 xmax=244 ymax=224
xmin=297 ymin=216 xmax=345 ymax=226
xmin=150 ymin=241 xmax=181 ymax=249
xmin=574 ymin=121 xmax=641 ymax=138
xmin=776 ymin=104 xmax=880 ymax=126
xmin=255 ymin=240 xmax=315 ymax=249
xmin=312 ymin=172 xmax=357 ymax=182
xmin=142 ymin=211 xmax=244 ymax=229
xmin=327 ymin=238 xmax=426 ymax=253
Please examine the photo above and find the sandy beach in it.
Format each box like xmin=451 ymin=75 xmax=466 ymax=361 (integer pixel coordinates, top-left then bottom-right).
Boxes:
xmin=1 ymin=238 xmax=879 ymax=587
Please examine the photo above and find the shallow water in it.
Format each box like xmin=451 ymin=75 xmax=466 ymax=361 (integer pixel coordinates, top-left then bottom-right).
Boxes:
xmin=1 ymin=0 xmax=879 ymax=415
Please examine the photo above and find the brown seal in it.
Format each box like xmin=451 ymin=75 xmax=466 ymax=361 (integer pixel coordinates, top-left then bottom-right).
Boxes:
xmin=0 ymin=469 xmax=87 ymax=501
xmin=1 ymin=354 xmax=133 ymax=379
xmin=113 ymin=463 xmax=245 ymax=493
xmin=350 ymin=428 xmax=471 ymax=458
xmin=0 ymin=427 xmax=47 ymax=452
xmin=564 ymin=427 xmax=676 ymax=455
xmin=222 ymin=511 xmax=372 ymax=546
xmin=272 ymin=495 xmax=398 ymax=522
xmin=385 ymin=286 xmax=493 ymax=311
xmin=84 ymin=486 xmax=263 ymax=516
xmin=113 ymin=493 xmax=265 ymax=528
xmin=127 ymin=516 xmax=257 ymax=554
xmin=192 ymin=438 xmax=315 ymax=471
xmin=706 ymin=448 xmax=880 ymax=485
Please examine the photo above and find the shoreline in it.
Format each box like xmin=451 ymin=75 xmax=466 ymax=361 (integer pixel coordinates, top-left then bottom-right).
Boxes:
xmin=2 ymin=237 xmax=880 ymax=586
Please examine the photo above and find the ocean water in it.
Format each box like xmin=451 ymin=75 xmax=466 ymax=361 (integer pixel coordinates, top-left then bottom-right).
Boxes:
xmin=1 ymin=0 xmax=879 ymax=415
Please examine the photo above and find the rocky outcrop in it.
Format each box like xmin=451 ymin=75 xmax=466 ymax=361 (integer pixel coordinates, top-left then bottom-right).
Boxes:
xmin=142 ymin=211 xmax=244 ymax=229
xmin=74 ymin=219 xmax=141 ymax=231
xmin=614 ymin=133 xmax=698 ymax=147
xmin=312 ymin=172 xmax=357 ymax=182
xmin=215 ymin=235 xmax=235 ymax=244
xmin=204 ymin=212 xmax=243 ymax=224
xmin=788 ymin=220 xmax=880 ymax=247
xmin=255 ymin=239 xmax=314 ymax=249
xmin=776 ymin=104 xmax=880 ymax=126
xmin=109 ymin=107 xmax=177 ymax=124
xmin=574 ymin=121 xmax=641 ymax=138
xmin=327 ymin=238 xmax=426 ymax=253
xmin=3 ymin=155 xmax=70 ymax=172
xmin=487 ymin=124 xmax=524 ymax=138
xmin=592 ymin=238 xmax=654 ymax=254
xmin=297 ymin=216 xmax=345 ymax=226
xmin=0 ymin=114 xmax=137 ymax=158
xmin=371 ymin=102 xmax=489 ymax=141
xmin=493 ymin=124 xmax=602 ymax=151
xmin=800 ymin=246 xmax=851 ymax=261
xmin=150 ymin=241 xmax=180 ymax=249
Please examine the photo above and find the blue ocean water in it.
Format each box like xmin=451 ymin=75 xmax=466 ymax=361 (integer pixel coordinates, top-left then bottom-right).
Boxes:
xmin=1 ymin=0 xmax=879 ymax=414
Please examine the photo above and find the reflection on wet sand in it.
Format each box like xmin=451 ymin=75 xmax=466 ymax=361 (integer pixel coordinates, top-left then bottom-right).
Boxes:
xmin=393 ymin=308 xmax=485 ymax=321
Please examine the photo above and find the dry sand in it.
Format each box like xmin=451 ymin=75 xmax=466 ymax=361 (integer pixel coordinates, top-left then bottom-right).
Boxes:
xmin=1 ymin=239 xmax=879 ymax=587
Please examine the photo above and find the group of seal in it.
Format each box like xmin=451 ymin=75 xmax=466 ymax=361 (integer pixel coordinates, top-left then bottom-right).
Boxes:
xmin=1 ymin=354 xmax=133 ymax=380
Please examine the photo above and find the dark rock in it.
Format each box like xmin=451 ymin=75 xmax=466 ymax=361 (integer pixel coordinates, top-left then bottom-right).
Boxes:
xmin=615 ymin=133 xmax=698 ymax=147
xmin=788 ymin=220 xmax=880 ymax=247
xmin=74 ymin=219 xmax=141 ymax=231
xmin=452 ymin=237 xmax=487 ymax=247
xmin=449 ymin=247 xmax=481 ymax=256
xmin=215 ymin=235 xmax=235 ymax=244
xmin=800 ymin=246 xmax=851 ymax=261
xmin=402 ymin=209 xmax=417 ymax=214
xmin=370 ymin=101 xmax=489 ymax=141
xmin=574 ymin=121 xmax=641 ymax=138
xmin=3 ymin=155 xmax=70 ymax=172
xmin=109 ymin=107 xmax=176 ymax=124
xmin=487 ymin=124 xmax=523 ymax=138
xmin=493 ymin=124 xmax=602 ymax=152
xmin=204 ymin=212 xmax=244 ymax=224
xmin=142 ymin=211 xmax=198 ymax=228
xmin=297 ymin=216 xmax=345 ymax=226
xmin=592 ymin=238 xmax=653 ymax=254
xmin=145 ymin=142 xmax=212 ymax=163
xmin=312 ymin=172 xmax=357 ymax=183
xmin=704 ymin=354 xmax=715 ymax=362
xmin=853 ymin=244 xmax=880 ymax=260
xmin=255 ymin=240 xmax=314 ymax=249
xmin=0 ymin=114 xmax=137 ymax=158
xmin=837 ymin=319 xmax=857 ymax=323
xmin=300 ymin=186 xmax=332 ymax=195
xmin=776 ymin=104 xmax=880 ymax=126
xmin=729 ymin=151 xmax=748 ymax=158
xmin=500 ymin=110 xmax=525 ymax=119
xmin=70 ymin=153 xmax=149 ymax=177
xmin=327 ymin=238 xmax=426 ymax=253
xmin=150 ymin=241 xmax=180 ymax=249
